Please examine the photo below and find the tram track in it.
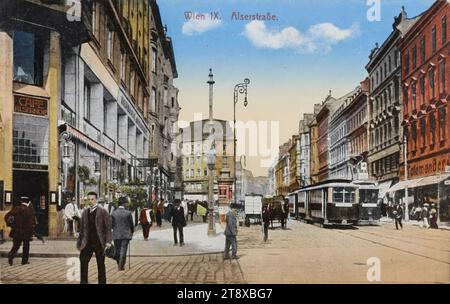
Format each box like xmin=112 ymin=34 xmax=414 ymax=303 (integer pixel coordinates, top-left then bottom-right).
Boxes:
xmin=351 ymin=228 xmax=450 ymax=253
xmin=330 ymin=228 xmax=450 ymax=265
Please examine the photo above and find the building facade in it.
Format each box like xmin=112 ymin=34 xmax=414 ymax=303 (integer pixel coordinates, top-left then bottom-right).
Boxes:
xmin=366 ymin=9 xmax=419 ymax=197
xmin=398 ymin=0 xmax=450 ymax=221
xmin=0 ymin=0 xmax=180 ymax=238
xmin=298 ymin=113 xmax=314 ymax=187
xmin=181 ymin=119 xmax=234 ymax=202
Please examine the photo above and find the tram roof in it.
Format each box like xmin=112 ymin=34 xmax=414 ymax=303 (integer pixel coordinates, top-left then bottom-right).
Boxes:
xmin=295 ymin=179 xmax=378 ymax=192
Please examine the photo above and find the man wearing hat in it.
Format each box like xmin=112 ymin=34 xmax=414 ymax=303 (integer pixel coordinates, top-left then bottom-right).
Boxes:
xmin=4 ymin=196 xmax=35 ymax=266
xmin=111 ymin=196 xmax=134 ymax=271
xmin=77 ymin=191 xmax=112 ymax=284
xmin=421 ymin=203 xmax=430 ymax=229
xmin=393 ymin=204 xmax=403 ymax=230
xmin=429 ymin=203 xmax=438 ymax=229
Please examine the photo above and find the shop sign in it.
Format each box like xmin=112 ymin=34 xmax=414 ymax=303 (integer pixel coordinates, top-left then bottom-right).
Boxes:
xmin=407 ymin=154 xmax=450 ymax=179
xmin=14 ymin=95 xmax=48 ymax=116
xmin=13 ymin=163 xmax=48 ymax=171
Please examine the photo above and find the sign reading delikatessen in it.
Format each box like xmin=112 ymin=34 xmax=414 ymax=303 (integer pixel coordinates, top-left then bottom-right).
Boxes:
xmin=14 ymin=95 xmax=48 ymax=116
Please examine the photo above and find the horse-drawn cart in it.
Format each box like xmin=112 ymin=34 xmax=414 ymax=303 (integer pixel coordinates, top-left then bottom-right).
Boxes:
xmin=262 ymin=196 xmax=289 ymax=229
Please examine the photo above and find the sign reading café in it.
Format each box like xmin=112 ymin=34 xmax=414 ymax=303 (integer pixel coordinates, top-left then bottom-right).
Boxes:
xmin=14 ymin=95 xmax=48 ymax=116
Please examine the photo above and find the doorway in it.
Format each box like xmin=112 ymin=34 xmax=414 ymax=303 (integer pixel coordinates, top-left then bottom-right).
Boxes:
xmin=13 ymin=170 xmax=49 ymax=236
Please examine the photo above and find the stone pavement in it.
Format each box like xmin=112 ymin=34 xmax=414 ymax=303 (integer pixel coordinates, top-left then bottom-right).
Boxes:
xmin=0 ymin=220 xmax=226 ymax=258
xmin=1 ymin=218 xmax=448 ymax=284
xmin=0 ymin=254 xmax=245 ymax=284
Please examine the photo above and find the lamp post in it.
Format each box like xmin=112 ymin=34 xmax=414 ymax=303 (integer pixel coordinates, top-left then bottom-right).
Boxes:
xmin=60 ymin=131 xmax=72 ymax=193
xmin=207 ymin=69 xmax=216 ymax=236
xmin=207 ymin=147 xmax=216 ymax=236
xmin=233 ymin=78 xmax=250 ymax=206
xmin=403 ymin=134 xmax=409 ymax=222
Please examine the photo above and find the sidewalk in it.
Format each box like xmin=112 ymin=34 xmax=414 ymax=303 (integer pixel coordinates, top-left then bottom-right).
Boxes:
xmin=379 ymin=217 xmax=450 ymax=231
xmin=0 ymin=220 xmax=227 ymax=258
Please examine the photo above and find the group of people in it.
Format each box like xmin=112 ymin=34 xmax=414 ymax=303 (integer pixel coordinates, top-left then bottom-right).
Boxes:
xmin=411 ymin=203 xmax=439 ymax=229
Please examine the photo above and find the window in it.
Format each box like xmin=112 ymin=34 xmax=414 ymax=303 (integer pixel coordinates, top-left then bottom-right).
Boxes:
xmin=420 ymin=116 xmax=426 ymax=146
xmin=171 ymin=97 xmax=175 ymax=108
xmin=432 ymin=26 xmax=437 ymax=53
xmin=439 ymin=107 xmax=446 ymax=141
xmin=411 ymin=83 xmax=416 ymax=110
xmin=120 ymin=50 xmax=126 ymax=80
xmin=429 ymin=67 xmax=435 ymax=98
xmin=395 ymin=50 xmax=400 ymax=67
xmin=92 ymin=2 xmax=98 ymax=38
xmin=420 ymin=76 xmax=425 ymax=105
xmin=152 ymin=48 xmax=157 ymax=73
xmin=440 ymin=61 xmax=446 ymax=94
xmin=163 ymin=87 xmax=168 ymax=106
xmin=405 ymin=51 xmax=410 ymax=75
xmin=151 ymin=87 xmax=157 ymax=113
xmin=107 ymin=29 xmax=114 ymax=62
xmin=103 ymin=99 xmax=108 ymax=133
xmin=443 ymin=16 xmax=447 ymax=44
xmin=403 ymin=87 xmax=409 ymax=112
xmin=420 ymin=37 xmax=426 ymax=64
xmin=430 ymin=112 xmax=436 ymax=144
xmin=411 ymin=122 xmax=417 ymax=150
xmin=388 ymin=56 xmax=392 ymax=73
xmin=384 ymin=62 xmax=387 ymax=78
xmin=13 ymin=31 xmax=43 ymax=86
xmin=412 ymin=46 xmax=417 ymax=69
xmin=380 ymin=67 xmax=383 ymax=82
xmin=83 ymin=79 xmax=91 ymax=120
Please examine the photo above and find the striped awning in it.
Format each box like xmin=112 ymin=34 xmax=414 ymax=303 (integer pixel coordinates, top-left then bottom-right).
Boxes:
xmin=66 ymin=125 xmax=120 ymax=161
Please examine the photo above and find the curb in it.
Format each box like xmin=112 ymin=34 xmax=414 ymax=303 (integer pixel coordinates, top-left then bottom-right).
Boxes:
xmin=0 ymin=250 xmax=224 ymax=259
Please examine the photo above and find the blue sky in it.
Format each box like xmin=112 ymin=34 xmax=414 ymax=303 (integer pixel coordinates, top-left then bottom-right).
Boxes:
xmin=158 ymin=0 xmax=436 ymax=176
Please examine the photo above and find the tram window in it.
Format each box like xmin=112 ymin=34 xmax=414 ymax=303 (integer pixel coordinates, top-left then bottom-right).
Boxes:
xmin=333 ymin=188 xmax=344 ymax=203
xmin=345 ymin=188 xmax=355 ymax=203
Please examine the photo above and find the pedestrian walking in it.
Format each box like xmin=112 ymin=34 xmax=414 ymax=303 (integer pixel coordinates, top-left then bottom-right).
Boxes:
xmin=139 ymin=205 xmax=153 ymax=240
xmin=262 ymin=205 xmax=270 ymax=242
xmin=421 ymin=203 xmax=430 ymax=229
xmin=224 ymin=207 xmax=238 ymax=260
xmin=64 ymin=198 xmax=80 ymax=237
xmin=154 ymin=199 xmax=163 ymax=227
xmin=429 ymin=203 xmax=439 ymax=229
xmin=111 ymin=197 xmax=134 ymax=271
xmin=393 ymin=204 xmax=403 ymax=230
xmin=4 ymin=197 xmax=35 ymax=266
xmin=171 ymin=199 xmax=186 ymax=246
xmin=77 ymin=192 xmax=112 ymax=284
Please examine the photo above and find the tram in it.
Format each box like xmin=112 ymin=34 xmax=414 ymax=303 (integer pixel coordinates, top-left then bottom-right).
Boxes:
xmin=354 ymin=181 xmax=381 ymax=225
xmin=297 ymin=179 xmax=379 ymax=227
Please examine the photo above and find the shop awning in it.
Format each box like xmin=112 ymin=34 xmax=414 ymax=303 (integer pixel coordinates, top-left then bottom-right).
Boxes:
xmin=66 ymin=125 xmax=121 ymax=161
xmin=388 ymin=180 xmax=409 ymax=193
xmin=388 ymin=174 xmax=450 ymax=193
xmin=417 ymin=174 xmax=450 ymax=187
xmin=378 ymin=181 xmax=393 ymax=198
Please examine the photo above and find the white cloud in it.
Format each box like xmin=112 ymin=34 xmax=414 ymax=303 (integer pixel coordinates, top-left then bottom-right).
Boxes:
xmin=243 ymin=20 xmax=359 ymax=53
xmin=182 ymin=13 xmax=222 ymax=36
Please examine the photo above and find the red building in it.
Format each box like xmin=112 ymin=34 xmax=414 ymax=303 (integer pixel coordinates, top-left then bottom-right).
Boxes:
xmin=399 ymin=0 xmax=450 ymax=221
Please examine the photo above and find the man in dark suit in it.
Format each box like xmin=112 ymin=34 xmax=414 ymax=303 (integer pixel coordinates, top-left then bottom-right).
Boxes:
xmin=224 ymin=207 xmax=238 ymax=260
xmin=77 ymin=192 xmax=112 ymax=284
xmin=5 ymin=196 xmax=35 ymax=266
xmin=111 ymin=197 xmax=134 ymax=271
xmin=171 ymin=199 xmax=186 ymax=246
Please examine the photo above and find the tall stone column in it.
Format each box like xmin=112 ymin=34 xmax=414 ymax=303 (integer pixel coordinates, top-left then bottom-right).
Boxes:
xmin=0 ymin=31 xmax=14 ymax=233
xmin=46 ymin=31 xmax=61 ymax=239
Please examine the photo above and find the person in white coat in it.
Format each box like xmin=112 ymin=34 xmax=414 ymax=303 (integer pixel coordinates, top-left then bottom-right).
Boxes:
xmin=64 ymin=199 xmax=81 ymax=236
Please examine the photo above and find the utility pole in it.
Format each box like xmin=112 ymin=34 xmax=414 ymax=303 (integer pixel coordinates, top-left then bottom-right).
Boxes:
xmin=207 ymin=69 xmax=216 ymax=236
xmin=404 ymin=134 xmax=409 ymax=221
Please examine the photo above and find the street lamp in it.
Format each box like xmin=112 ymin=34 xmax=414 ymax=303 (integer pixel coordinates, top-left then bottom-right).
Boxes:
xmin=59 ymin=131 xmax=72 ymax=193
xmin=207 ymin=146 xmax=216 ymax=236
xmin=233 ymin=78 xmax=250 ymax=206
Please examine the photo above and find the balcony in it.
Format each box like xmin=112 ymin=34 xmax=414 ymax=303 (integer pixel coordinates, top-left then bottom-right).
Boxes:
xmin=61 ymin=103 xmax=76 ymax=127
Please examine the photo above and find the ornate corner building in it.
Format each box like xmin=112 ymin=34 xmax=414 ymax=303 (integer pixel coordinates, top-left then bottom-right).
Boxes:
xmin=0 ymin=0 xmax=180 ymax=238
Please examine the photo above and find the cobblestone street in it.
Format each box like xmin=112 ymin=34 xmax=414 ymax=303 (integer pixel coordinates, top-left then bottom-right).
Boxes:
xmin=1 ymin=219 xmax=449 ymax=284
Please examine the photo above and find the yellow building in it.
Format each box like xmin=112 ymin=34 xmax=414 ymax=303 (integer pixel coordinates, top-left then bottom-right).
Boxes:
xmin=182 ymin=119 xmax=235 ymax=202
xmin=0 ymin=0 xmax=92 ymax=238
